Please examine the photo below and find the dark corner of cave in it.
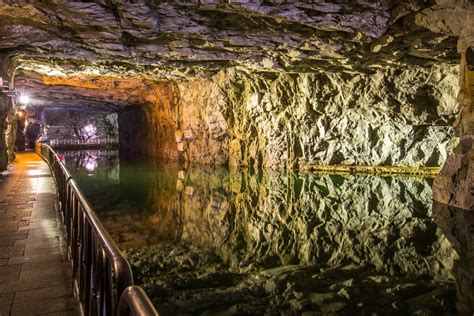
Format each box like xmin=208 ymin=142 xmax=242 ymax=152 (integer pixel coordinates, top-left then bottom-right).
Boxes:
xmin=0 ymin=1 xmax=472 ymax=315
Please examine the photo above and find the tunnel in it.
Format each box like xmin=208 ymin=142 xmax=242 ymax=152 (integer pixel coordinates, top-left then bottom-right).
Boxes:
xmin=0 ymin=1 xmax=473 ymax=315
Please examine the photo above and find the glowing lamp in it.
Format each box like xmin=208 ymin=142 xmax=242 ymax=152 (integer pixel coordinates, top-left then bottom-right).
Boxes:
xmin=16 ymin=110 xmax=25 ymax=118
xmin=18 ymin=95 xmax=30 ymax=105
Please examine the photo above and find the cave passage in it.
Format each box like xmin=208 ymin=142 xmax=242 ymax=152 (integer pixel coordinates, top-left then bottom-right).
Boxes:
xmin=0 ymin=1 xmax=472 ymax=315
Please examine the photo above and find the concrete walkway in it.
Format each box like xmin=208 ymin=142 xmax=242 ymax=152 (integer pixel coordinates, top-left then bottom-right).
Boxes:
xmin=0 ymin=152 xmax=80 ymax=315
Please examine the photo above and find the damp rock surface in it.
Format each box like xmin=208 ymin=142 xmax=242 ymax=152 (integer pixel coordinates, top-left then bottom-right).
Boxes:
xmin=432 ymin=27 xmax=474 ymax=210
xmin=0 ymin=1 xmax=469 ymax=174
xmin=0 ymin=1 xmax=465 ymax=80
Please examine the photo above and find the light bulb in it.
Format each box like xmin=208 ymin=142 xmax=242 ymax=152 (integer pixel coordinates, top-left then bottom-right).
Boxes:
xmin=19 ymin=95 xmax=30 ymax=105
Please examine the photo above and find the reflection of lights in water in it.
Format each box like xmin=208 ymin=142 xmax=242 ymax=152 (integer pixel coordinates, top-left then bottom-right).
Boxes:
xmin=81 ymin=155 xmax=99 ymax=172
xmin=108 ymin=166 xmax=120 ymax=182
xmin=16 ymin=110 xmax=26 ymax=118
xmin=85 ymin=160 xmax=97 ymax=172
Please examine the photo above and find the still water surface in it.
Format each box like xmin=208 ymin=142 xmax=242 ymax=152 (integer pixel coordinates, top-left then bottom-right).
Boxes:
xmin=60 ymin=149 xmax=462 ymax=315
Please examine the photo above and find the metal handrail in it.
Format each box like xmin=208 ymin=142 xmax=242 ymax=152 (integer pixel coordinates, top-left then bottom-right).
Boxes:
xmin=49 ymin=137 xmax=119 ymax=148
xmin=118 ymin=286 xmax=159 ymax=316
xmin=60 ymin=150 xmax=118 ymax=158
xmin=35 ymin=142 xmax=158 ymax=316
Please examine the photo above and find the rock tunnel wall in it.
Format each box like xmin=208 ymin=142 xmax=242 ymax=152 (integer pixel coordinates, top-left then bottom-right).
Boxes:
xmin=0 ymin=94 xmax=12 ymax=170
xmin=0 ymin=56 xmax=15 ymax=169
xmin=433 ymin=17 xmax=474 ymax=210
xmin=44 ymin=109 xmax=118 ymax=141
xmin=119 ymin=65 xmax=459 ymax=169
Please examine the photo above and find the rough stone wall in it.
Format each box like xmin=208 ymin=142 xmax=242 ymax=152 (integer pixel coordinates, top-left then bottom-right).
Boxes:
xmin=0 ymin=57 xmax=13 ymax=170
xmin=4 ymin=108 xmax=16 ymax=163
xmin=118 ymin=84 xmax=180 ymax=161
xmin=433 ymin=5 xmax=474 ymax=210
xmin=43 ymin=109 xmax=118 ymax=141
xmin=0 ymin=95 xmax=11 ymax=170
xmin=1 ymin=0 xmax=461 ymax=81
xmin=221 ymin=66 xmax=459 ymax=169
xmin=122 ymin=65 xmax=459 ymax=169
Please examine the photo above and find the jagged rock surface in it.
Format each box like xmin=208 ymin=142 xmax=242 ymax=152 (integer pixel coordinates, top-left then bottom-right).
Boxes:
xmin=117 ymin=65 xmax=459 ymax=168
xmin=43 ymin=109 xmax=118 ymax=141
xmin=433 ymin=15 xmax=474 ymax=210
xmin=0 ymin=0 xmax=470 ymax=173
xmin=0 ymin=0 xmax=464 ymax=80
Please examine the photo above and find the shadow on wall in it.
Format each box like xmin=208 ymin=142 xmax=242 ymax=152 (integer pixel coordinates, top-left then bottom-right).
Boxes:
xmin=118 ymin=104 xmax=180 ymax=162
xmin=118 ymin=106 xmax=150 ymax=161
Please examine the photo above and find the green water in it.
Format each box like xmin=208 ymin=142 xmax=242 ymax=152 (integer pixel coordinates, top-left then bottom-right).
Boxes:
xmin=61 ymin=149 xmax=461 ymax=315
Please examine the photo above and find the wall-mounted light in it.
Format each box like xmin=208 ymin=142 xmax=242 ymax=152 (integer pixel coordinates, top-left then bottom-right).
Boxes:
xmin=18 ymin=95 xmax=30 ymax=105
xmin=16 ymin=109 xmax=26 ymax=119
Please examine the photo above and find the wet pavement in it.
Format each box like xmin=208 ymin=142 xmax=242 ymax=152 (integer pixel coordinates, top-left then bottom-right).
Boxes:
xmin=0 ymin=152 xmax=80 ymax=315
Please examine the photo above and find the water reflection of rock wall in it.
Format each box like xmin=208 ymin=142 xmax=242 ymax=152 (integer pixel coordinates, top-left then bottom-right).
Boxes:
xmin=178 ymin=169 xmax=455 ymax=280
xmin=87 ymin=158 xmax=185 ymax=247
xmin=433 ymin=202 xmax=474 ymax=315
xmin=73 ymin=156 xmax=458 ymax=314
xmin=100 ymin=160 xmax=456 ymax=281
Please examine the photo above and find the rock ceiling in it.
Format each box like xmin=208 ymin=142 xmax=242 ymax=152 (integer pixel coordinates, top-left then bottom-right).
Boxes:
xmin=0 ymin=0 xmax=470 ymax=110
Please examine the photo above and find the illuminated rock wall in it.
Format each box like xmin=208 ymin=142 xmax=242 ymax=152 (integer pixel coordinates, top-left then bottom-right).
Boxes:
xmin=43 ymin=109 xmax=118 ymax=141
xmin=118 ymin=65 xmax=459 ymax=169
xmin=0 ymin=56 xmax=13 ymax=169
xmin=433 ymin=8 xmax=474 ymax=210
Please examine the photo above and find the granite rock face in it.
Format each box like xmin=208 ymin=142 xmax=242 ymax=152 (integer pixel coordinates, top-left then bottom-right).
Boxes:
xmin=42 ymin=109 xmax=118 ymax=142
xmin=0 ymin=94 xmax=11 ymax=170
xmin=0 ymin=0 xmax=472 ymax=208
xmin=0 ymin=0 xmax=463 ymax=80
xmin=433 ymin=16 xmax=474 ymax=210
xmin=117 ymin=65 xmax=459 ymax=168
xmin=0 ymin=57 xmax=14 ymax=169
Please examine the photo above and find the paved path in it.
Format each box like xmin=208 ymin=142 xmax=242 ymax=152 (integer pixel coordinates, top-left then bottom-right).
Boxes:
xmin=0 ymin=152 xmax=80 ymax=315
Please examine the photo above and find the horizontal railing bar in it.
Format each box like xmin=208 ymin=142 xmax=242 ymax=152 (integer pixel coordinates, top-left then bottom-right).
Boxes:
xmin=118 ymin=286 xmax=159 ymax=316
